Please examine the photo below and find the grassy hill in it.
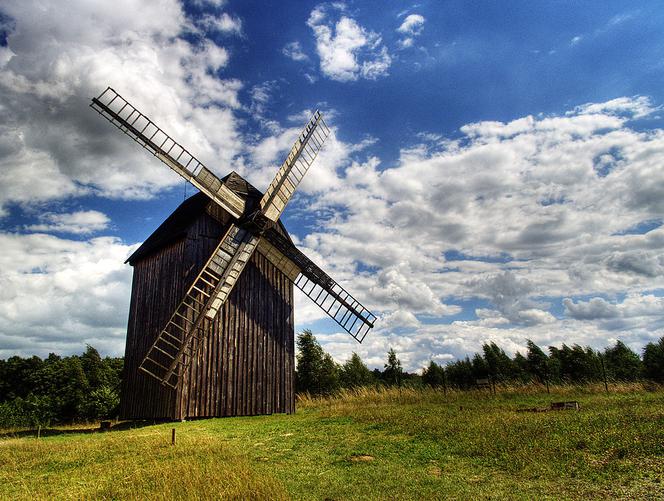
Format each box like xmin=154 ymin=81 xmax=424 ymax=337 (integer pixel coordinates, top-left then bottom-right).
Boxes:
xmin=1 ymin=385 xmax=662 ymax=500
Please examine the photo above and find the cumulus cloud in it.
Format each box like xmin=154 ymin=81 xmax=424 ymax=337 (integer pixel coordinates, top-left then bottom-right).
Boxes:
xmin=25 ymin=210 xmax=110 ymax=235
xmin=0 ymin=0 xmax=243 ymax=214
xmin=0 ymin=232 xmax=134 ymax=358
xmin=285 ymin=96 xmax=664 ymax=369
xmin=564 ymin=294 xmax=664 ymax=333
xmin=307 ymin=4 xmax=391 ymax=81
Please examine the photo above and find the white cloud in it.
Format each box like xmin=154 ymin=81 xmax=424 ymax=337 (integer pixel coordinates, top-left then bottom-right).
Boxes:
xmin=307 ymin=4 xmax=392 ymax=81
xmin=282 ymin=96 xmax=664 ymax=369
xmin=397 ymin=13 xmax=425 ymax=49
xmin=198 ymin=13 xmax=242 ymax=35
xmin=25 ymin=210 xmax=110 ymax=235
xmin=572 ymin=96 xmax=657 ymax=119
xmin=563 ymin=294 xmax=664 ymax=333
xmin=282 ymin=41 xmax=309 ymax=62
xmin=0 ymin=232 xmax=134 ymax=358
xmin=397 ymin=14 xmax=425 ymax=36
xmin=0 ymin=0 xmax=243 ymax=214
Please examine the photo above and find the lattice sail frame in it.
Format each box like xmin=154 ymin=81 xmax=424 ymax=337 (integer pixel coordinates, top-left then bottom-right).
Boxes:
xmin=260 ymin=111 xmax=330 ymax=222
xmin=91 ymin=87 xmax=375 ymax=387
xmin=91 ymin=88 xmax=245 ymax=218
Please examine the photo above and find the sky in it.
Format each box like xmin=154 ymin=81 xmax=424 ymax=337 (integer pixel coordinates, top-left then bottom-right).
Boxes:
xmin=1 ymin=0 xmax=663 ymax=371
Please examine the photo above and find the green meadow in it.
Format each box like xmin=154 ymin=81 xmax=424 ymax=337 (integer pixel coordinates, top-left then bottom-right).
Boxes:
xmin=1 ymin=385 xmax=662 ymax=500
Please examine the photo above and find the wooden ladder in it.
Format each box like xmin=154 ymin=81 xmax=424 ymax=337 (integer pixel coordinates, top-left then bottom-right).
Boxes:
xmin=139 ymin=225 xmax=257 ymax=388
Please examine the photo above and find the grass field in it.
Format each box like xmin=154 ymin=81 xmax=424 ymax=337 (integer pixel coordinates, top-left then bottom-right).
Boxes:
xmin=1 ymin=385 xmax=662 ymax=500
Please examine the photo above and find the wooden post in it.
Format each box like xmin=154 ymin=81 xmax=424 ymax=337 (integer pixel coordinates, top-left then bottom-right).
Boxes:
xmin=171 ymin=428 xmax=176 ymax=446
xmin=545 ymin=377 xmax=550 ymax=394
xmin=442 ymin=370 xmax=447 ymax=398
xmin=37 ymin=425 xmax=41 ymax=439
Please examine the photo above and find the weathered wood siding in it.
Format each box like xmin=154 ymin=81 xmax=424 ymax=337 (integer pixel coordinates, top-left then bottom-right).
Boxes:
xmin=120 ymin=209 xmax=295 ymax=420
xmin=120 ymin=238 xmax=187 ymax=419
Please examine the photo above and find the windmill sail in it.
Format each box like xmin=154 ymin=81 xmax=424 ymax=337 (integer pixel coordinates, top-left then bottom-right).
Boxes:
xmin=260 ymin=229 xmax=375 ymax=342
xmin=140 ymin=224 xmax=257 ymax=388
xmin=90 ymin=87 xmax=245 ymax=219
xmin=260 ymin=111 xmax=330 ymax=222
xmin=92 ymin=86 xmax=375 ymax=388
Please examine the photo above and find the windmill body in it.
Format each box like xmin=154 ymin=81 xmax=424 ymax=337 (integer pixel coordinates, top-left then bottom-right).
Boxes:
xmin=122 ymin=178 xmax=294 ymax=420
xmin=91 ymin=87 xmax=375 ymax=420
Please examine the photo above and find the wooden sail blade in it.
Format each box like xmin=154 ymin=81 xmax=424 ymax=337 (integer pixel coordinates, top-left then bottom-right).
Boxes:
xmin=261 ymin=228 xmax=375 ymax=343
xmin=139 ymin=223 xmax=258 ymax=388
xmin=259 ymin=111 xmax=330 ymax=222
xmin=256 ymin=237 xmax=301 ymax=281
xmin=90 ymin=87 xmax=245 ymax=219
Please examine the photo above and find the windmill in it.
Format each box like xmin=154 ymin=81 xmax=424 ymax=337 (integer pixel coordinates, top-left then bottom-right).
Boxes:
xmin=90 ymin=88 xmax=375 ymax=419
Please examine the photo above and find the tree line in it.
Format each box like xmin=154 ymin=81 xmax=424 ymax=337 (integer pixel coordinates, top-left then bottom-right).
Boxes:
xmin=296 ymin=331 xmax=664 ymax=396
xmin=0 ymin=346 xmax=122 ymax=428
xmin=0 ymin=334 xmax=662 ymax=426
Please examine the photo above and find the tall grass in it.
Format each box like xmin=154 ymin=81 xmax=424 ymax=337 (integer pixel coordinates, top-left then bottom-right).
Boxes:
xmin=1 ymin=385 xmax=662 ymax=500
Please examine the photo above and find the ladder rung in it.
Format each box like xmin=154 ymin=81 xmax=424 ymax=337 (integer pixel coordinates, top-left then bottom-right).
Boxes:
xmin=157 ymin=336 xmax=180 ymax=351
xmin=138 ymin=365 xmax=166 ymax=381
xmin=174 ymin=311 xmax=194 ymax=324
xmin=202 ymin=268 xmax=220 ymax=280
xmin=180 ymin=301 xmax=199 ymax=313
xmin=185 ymin=294 xmax=206 ymax=307
xmin=197 ymin=276 xmax=217 ymax=288
xmin=192 ymin=286 xmax=210 ymax=297
xmin=167 ymin=321 xmax=186 ymax=332
xmin=152 ymin=345 xmax=177 ymax=360
xmin=162 ymin=330 xmax=184 ymax=344
xmin=143 ymin=357 xmax=170 ymax=372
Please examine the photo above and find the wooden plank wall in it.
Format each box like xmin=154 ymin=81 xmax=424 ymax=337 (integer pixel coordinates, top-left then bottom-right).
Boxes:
xmin=120 ymin=208 xmax=295 ymax=420
xmin=178 ymin=251 xmax=295 ymax=418
xmin=120 ymin=239 xmax=187 ymax=419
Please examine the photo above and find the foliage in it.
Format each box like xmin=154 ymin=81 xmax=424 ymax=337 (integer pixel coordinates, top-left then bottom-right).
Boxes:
xmin=643 ymin=336 xmax=664 ymax=383
xmin=0 ymin=346 xmax=123 ymax=427
xmin=339 ymin=352 xmax=375 ymax=388
xmin=295 ymin=330 xmax=340 ymax=396
xmin=603 ymin=340 xmax=642 ymax=381
xmin=421 ymin=360 xmax=446 ymax=388
xmin=383 ymin=348 xmax=403 ymax=386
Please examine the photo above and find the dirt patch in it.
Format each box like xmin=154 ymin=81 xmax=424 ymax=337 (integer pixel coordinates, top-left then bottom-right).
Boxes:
xmin=428 ymin=466 xmax=442 ymax=477
xmin=349 ymin=454 xmax=374 ymax=462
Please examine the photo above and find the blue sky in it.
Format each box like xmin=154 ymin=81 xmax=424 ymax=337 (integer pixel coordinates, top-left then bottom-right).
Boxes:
xmin=1 ymin=1 xmax=663 ymax=370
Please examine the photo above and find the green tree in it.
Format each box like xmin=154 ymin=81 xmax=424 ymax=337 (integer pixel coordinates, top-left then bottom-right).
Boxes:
xmin=643 ymin=336 xmax=664 ymax=383
xmin=340 ymin=353 xmax=374 ymax=388
xmin=445 ymin=357 xmax=474 ymax=389
xmin=482 ymin=342 xmax=514 ymax=382
xmin=603 ymin=340 xmax=642 ymax=381
xmin=526 ymin=340 xmax=550 ymax=384
xmin=422 ymin=360 xmax=446 ymax=388
xmin=383 ymin=348 xmax=403 ymax=386
xmin=512 ymin=351 xmax=530 ymax=383
xmin=471 ymin=353 xmax=488 ymax=380
xmin=295 ymin=330 xmax=339 ymax=395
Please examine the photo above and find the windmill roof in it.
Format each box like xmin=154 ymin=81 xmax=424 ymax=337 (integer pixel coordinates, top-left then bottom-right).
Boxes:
xmin=126 ymin=171 xmax=289 ymax=265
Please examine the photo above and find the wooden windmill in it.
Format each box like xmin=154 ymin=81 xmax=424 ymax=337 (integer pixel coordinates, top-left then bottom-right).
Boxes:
xmin=91 ymin=88 xmax=375 ymax=420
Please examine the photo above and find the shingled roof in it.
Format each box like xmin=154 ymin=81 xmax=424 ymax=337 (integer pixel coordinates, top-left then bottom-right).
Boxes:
xmin=126 ymin=171 xmax=289 ymax=265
